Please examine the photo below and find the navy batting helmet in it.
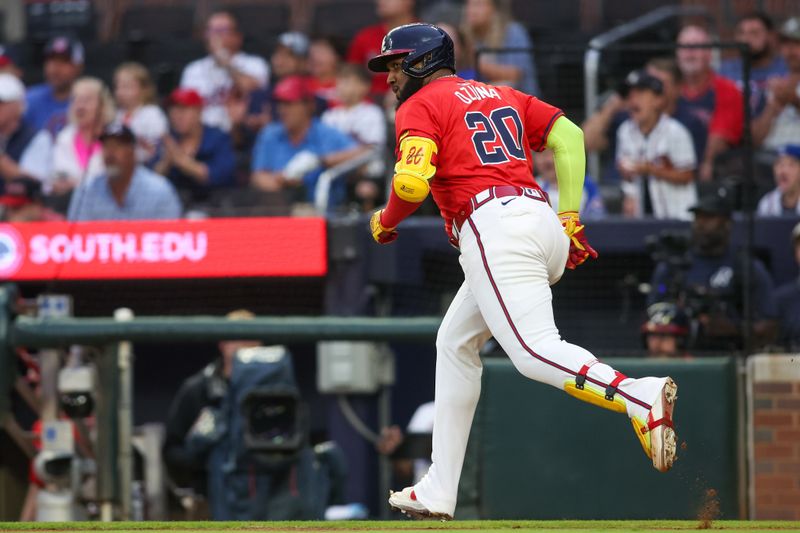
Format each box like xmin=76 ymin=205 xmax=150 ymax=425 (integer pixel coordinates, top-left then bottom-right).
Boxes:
xmin=368 ymin=23 xmax=455 ymax=79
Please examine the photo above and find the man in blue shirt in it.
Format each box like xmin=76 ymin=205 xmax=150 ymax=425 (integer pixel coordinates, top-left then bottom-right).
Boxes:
xmin=718 ymin=11 xmax=788 ymax=114
xmin=25 ymin=35 xmax=84 ymax=136
xmin=648 ymin=189 xmax=778 ymax=352
xmin=251 ymin=76 xmax=369 ymax=209
xmin=68 ymin=124 xmax=182 ymax=221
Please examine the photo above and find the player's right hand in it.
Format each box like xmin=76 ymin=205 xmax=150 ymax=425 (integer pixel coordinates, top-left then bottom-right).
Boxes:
xmin=558 ymin=211 xmax=598 ymax=269
xmin=370 ymin=209 xmax=398 ymax=244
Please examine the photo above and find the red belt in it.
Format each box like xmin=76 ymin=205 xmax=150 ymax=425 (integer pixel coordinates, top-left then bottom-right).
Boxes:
xmin=452 ymin=185 xmax=549 ymax=234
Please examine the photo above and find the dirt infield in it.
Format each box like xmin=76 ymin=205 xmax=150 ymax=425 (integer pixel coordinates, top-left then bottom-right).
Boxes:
xmin=1 ymin=521 xmax=800 ymax=533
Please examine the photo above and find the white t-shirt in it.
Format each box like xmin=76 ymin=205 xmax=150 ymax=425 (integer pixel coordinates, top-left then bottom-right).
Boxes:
xmin=116 ymin=104 xmax=168 ymax=163
xmin=757 ymin=188 xmax=800 ymax=216
xmin=180 ymin=52 xmax=269 ymax=132
xmin=51 ymin=124 xmax=105 ymax=193
xmin=18 ymin=130 xmax=53 ymax=183
xmin=322 ymin=101 xmax=386 ymax=177
xmin=617 ymin=114 xmax=697 ymax=221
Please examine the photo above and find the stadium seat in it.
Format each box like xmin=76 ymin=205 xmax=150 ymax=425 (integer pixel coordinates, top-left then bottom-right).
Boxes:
xmin=311 ymin=0 xmax=379 ymax=40
xmin=120 ymin=5 xmax=195 ymax=42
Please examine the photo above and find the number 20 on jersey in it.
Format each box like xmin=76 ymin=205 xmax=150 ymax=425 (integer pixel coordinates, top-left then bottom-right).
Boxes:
xmin=465 ymin=106 xmax=526 ymax=165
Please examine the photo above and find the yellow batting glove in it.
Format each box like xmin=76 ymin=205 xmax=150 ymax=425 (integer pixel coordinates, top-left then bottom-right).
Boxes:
xmin=558 ymin=211 xmax=598 ymax=269
xmin=370 ymin=209 xmax=398 ymax=245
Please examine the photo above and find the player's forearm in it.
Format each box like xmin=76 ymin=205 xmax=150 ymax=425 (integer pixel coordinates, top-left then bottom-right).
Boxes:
xmin=545 ymin=116 xmax=585 ymax=214
xmin=380 ymin=187 xmax=425 ymax=228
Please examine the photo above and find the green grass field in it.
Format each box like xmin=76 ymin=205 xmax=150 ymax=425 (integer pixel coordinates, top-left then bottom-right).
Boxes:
xmin=1 ymin=521 xmax=800 ymax=533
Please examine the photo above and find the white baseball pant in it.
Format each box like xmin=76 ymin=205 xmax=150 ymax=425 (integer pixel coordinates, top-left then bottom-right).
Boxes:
xmin=412 ymin=192 xmax=667 ymax=516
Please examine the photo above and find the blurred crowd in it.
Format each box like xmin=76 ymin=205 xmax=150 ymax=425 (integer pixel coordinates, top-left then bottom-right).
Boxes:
xmin=0 ymin=2 xmax=797 ymax=224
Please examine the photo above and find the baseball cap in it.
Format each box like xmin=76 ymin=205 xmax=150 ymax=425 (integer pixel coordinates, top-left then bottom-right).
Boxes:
xmin=43 ymin=35 xmax=85 ymax=65
xmin=272 ymin=75 xmax=313 ymax=102
xmin=168 ymin=87 xmax=204 ymax=107
xmin=0 ymin=177 xmax=43 ymax=208
xmin=778 ymin=144 xmax=800 ymax=161
xmin=0 ymin=73 xmax=24 ymax=103
xmin=620 ymin=69 xmax=664 ymax=97
xmin=689 ymin=187 xmax=734 ymax=216
xmin=276 ymin=31 xmax=310 ymax=57
xmin=779 ymin=17 xmax=800 ymax=41
xmin=99 ymin=123 xmax=136 ymax=144
xmin=0 ymin=45 xmax=17 ymax=68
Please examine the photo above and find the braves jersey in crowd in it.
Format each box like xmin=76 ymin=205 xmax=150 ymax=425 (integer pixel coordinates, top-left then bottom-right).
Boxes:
xmin=394 ymin=76 xmax=562 ymax=234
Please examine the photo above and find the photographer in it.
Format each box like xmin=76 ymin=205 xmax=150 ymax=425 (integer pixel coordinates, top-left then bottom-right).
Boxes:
xmin=163 ymin=310 xmax=261 ymax=497
xmin=163 ymin=310 xmax=344 ymax=520
xmin=647 ymin=190 xmax=778 ymax=352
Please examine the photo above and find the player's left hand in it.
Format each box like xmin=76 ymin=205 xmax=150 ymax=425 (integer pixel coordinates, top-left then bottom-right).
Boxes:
xmin=370 ymin=209 xmax=398 ymax=244
xmin=558 ymin=211 xmax=598 ymax=269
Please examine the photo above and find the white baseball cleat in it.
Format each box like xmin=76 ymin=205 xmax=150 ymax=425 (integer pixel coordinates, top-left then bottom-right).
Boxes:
xmin=388 ymin=487 xmax=453 ymax=521
xmin=632 ymin=377 xmax=678 ymax=473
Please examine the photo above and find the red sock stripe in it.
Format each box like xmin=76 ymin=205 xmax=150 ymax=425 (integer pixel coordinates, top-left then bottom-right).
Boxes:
xmin=648 ymin=416 xmax=673 ymax=430
xmin=466 ymin=217 xmax=652 ymax=411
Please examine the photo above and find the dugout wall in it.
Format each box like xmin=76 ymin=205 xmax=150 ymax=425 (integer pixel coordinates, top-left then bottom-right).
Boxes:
xmin=458 ymin=357 xmax=738 ymax=519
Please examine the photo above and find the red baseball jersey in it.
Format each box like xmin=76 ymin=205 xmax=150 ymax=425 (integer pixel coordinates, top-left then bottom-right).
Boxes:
xmin=394 ymin=76 xmax=563 ymax=235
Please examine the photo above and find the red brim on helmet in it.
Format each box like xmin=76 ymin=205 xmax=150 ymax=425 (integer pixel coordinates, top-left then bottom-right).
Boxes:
xmin=367 ymin=49 xmax=414 ymax=73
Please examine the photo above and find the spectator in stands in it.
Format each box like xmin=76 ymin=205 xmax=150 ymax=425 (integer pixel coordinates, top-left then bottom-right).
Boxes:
xmin=0 ymin=45 xmax=22 ymax=78
xmin=461 ymin=0 xmax=540 ymax=96
xmin=676 ymin=25 xmax=744 ymax=182
xmin=0 ymin=176 xmax=63 ymax=222
xmin=648 ymin=188 xmax=777 ymax=352
xmin=113 ymin=62 xmax=168 ymax=165
xmin=163 ymin=310 xmax=260 ymax=497
xmin=309 ymin=36 xmax=343 ymax=108
xmin=321 ymin=64 xmax=386 ymax=211
xmin=616 ymin=70 xmax=697 ymax=220
xmin=757 ymin=144 xmax=800 ymax=216
xmin=271 ymin=32 xmax=310 ymax=82
xmin=774 ymin=222 xmax=800 ymax=351
xmin=533 ymin=149 xmax=604 ymax=219
xmin=51 ymin=77 xmax=114 ymax=204
xmin=583 ymin=57 xmax=705 ymax=184
xmin=67 ymin=124 xmax=182 ymax=221
xmin=752 ymin=17 xmax=800 ymax=151
xmin=347 ymin=0 xmax=417 ymax=96
xmin=25 ymin=35 xmax=84 ymax=136
xmin=180 ymin=10 xmax=270 ymax=132
xmin=251 ymin=76 xmax=369 ymax=210
xmin=641 ymin=303 xmax=691 ymax=359
xmin=719 ymin=12 xmax=787 ymax=114
xmin=0 ymin=74 xmax=52 ymax=183
xmin=155 ymin=88 xmax=236 ymax=208
xmin=437 ymin=23 xmax=477 ymax=80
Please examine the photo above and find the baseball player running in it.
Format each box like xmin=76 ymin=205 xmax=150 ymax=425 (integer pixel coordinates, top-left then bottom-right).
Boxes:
xmin=367 ymin=24 xmax=678 ymax=520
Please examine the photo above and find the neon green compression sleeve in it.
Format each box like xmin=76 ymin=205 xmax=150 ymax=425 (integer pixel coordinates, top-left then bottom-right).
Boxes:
xmin=544 ymin=115 xmax=586 ymax=214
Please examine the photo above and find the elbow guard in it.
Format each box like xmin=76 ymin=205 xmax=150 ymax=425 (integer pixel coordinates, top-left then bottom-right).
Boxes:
xmin=393 ymin=172 xmax=431 ymax=202
xmin=392 ymin=135 xmax=438 ymax=202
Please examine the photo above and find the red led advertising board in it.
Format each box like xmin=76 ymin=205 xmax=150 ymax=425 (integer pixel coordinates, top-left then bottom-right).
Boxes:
xmin=0 ymin=218 xmax=327 ymax=280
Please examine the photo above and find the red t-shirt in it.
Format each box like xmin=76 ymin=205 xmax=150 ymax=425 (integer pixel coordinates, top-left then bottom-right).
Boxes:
xmin=395 ymin=76 xmax=563 ymax=235
xmin=347 ymin=23 xmax=389 ymax=96
xmin=680 ymin=74 xmax=744 ymax=146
